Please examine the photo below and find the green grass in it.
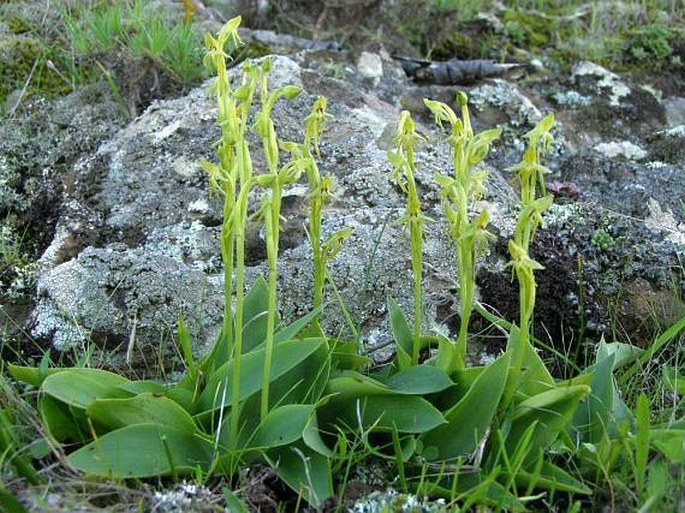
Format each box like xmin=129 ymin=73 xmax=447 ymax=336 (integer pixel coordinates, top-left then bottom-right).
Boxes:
xmin=0 ymin=0 xmax=206 ymax=117
xmin=63 ymin=0 xmax=206 ymax=87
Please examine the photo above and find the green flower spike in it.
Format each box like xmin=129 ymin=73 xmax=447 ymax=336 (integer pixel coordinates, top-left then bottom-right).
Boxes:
xmin=426 ymin=93 xmax=501 ymax=369
xmin=301 ymin=97 xmax=333 ymax=322
xmin=388 ymin=110 xmax=427 ymax=365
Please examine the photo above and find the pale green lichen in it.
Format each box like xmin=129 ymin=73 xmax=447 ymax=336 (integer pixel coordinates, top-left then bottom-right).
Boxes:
xmin=352 ymin=490 xmax=447 ymax=513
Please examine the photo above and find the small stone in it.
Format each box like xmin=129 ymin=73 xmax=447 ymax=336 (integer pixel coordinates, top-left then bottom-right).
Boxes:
xmin=663 ymin=97 xmax=685 ymax=128
xmin=187 ymin=198 xmax=210 ymax=216
xmin=529 ymin=58 xmax=544 ymax=72
xmin=357 ymin=52 xmax=383 ymax=86
xmin=593 ymin=140 xmax=647 ymax=160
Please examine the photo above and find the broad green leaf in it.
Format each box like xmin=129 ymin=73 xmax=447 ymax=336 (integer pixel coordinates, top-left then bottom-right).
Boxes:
xmin=41 ymin=369 xmax=131 ymax=409
xmin=330 ymin=369 xmax=452 ymax=398
xmin=165 ymin=386 xmax=196 ymax=414
xmin=265 ymin=443 xmax=332 ymax=508
xmin=197 ymin=338 xmax=325 ymax=414
xmin=250 ymin=404 xmax=314 ymax=449
xmin=388 ymin=297 xmax=413 ymax=370
xmin=572 ymin=352 xmax=615 ymax=443
xmin=321 ymin=394 xmax=445 ymax=433
xmin=200 ymin=327 xmax=232 ymax=373
xmin=635 ymin=393 xmax=649 ymax=493
xmin=383 ymin=365 xmax=453 ymax=395
xmin=68 ymin=424 xmax=213 ymax=478
xmin=241 ymin=276 xmax=276 ymax=353
xmin=427 ymin=363 xmax=477 ymax=415
xmin=201 ymin=281 xmax=300 ymax=370
xmin=515 ymin=461 xmax=591 ymax=495
xmin=397 ymin=432 xmax=417 ymax=462
xmin=598 ymin=340 xmax=642 ymax=369
xmin=651 ymin=428 xmax=685 ymax=463
xmin=117 ymin=380 xmax=167 ymax=395
xmin=38 ymin=394 xmax=89 ymax=444
xmin=330 ymin=340 xmax=372 ymax=371
xmin=507 ymin=384 xmax=590 ymax=460
xmin=8 ymin=364 xmax=62 ymax=388
xmin=86 ymin=393 xmax=198 ymax=433
xmin=299 ymin=319 xmax=325 ymax=339
xmin=273 ymin=309 xmax=321 ymax=345
xmin=420 ymin=351 xmax=510 ymax=460
xmin=302 ymin=411 xmax=332 ymax=457
xmin=327 ymin=372 xmax=392 ymax=397
xmin=450 ymin=365 xmax=486 ymax=398
xmin=611 ymin=394 xmax=635 ymax=439
xmin=213 ymin=341 xmax=330 ymax=451
xmin=506 ymin=327 xmax=554 ymax=400
xmin=266 ymin=338 xmax=330 ymax=407
xmin=396 ymin=349 xmax=412 ymax=371
xmin=647 ymin=461 xmax=670 ymax=501
xmin=435 ymin=334 xmax=458 ymax=375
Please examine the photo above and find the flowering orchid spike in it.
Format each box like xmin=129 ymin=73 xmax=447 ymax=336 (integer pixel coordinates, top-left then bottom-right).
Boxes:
xmin=457 ymin=91 xmax=473 ymax=137
xmin=423 ymin=99 xmax=458 ymax=127
xmin=218 ymin=15 xmax=243 ymax=51
xmin=322 ymin=227 xmax=353 ymax=263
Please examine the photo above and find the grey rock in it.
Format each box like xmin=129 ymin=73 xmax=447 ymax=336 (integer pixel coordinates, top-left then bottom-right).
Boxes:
xmin=31 ymin=51 xmax=685 ymax=368
xmin=572 ymin=61 xmax=631 ymax=108
xmin=663 ymin=97 xmax=685 ymax=128
xmin=593 ymin=140 xmax=647 ymax=160
xmin=357 ymin=52 xmax=384 ymax=86
xmin=31 ymin=53 xmax=516 ymax=363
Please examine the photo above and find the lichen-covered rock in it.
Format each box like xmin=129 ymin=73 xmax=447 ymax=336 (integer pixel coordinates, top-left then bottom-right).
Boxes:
xmin=30 ymin=51 xmax=685 ymax=369
xmin=34 ymin=244 xmax=222 ymax=353
xmin=0 ymin=84 xmax=123 ymax=351
xmin=32 ymin=54 xmax=449 ymax=363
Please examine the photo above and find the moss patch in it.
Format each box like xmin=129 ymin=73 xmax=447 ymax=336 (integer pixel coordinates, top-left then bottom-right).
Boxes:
xmin=0 ymin=34 xmax=71 ymax=108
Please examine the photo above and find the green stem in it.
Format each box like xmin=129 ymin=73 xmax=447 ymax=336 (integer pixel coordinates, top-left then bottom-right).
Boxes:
xmin=303 ymin=99 xmax=329 ymax=321
xmin=503 ymin=272 xmax=532 ymax=411
xmin=407 ymin=179 xmax=422 ymax=364
xmin=456 ymin=247 xmax=473 ymax=366
xmin=220 ymin=200 xmax=234 ymax=360
xmin=411 ymin=230 xmax=422 ymax=364
xmin=519 ymin=276 xmax=531 ymax=349
xmin=310 ymin=192 xmax=324 ymax=315
xmin=261 ymin=183 xmax=281 ymax=421
xmin=229 ymin=141 xmax=251 ymax=451
xmin=454 ymin=180 xmax=473 ymax=367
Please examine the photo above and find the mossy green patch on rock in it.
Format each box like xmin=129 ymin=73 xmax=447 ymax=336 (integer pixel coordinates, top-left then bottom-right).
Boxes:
xmin=0 ymin=33 xmax=71 ymax=109
xmin=5 ymin=12 xmax=32 ymax=34
xmin=502 ymin=9 xmax=553 ymax=49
